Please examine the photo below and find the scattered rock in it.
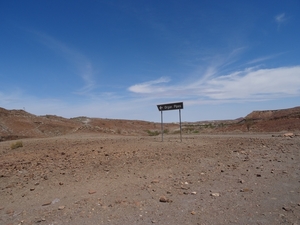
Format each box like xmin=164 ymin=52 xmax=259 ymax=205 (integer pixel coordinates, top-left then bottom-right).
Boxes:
xmin=282 ymin=206 xmax=293 ymax=212
xmin=159 ymin=196 xmax=171 ymax=203
xmin=191 ymin=191 xmax=197 ymax=195
xmin=283 ymin=132 xmax=294 ymax=137
xmin=151 ymin=179 xmax=160 ymax=184
xmin=58 ymin=205 xmax=65 ymax=210
xmin=36 ymin=218 xmax=46 ymax=223
xmin=240 ymin=188 xmax=252 ymax=192
xmin=191 ymin=211 xmax=196 ymax=215
xmin=210 ymin=193 xmax=220 ymax=197
xmin=89 ymin=190 xmax=96 ymax=194
xmin=42 ymin=202 xmax=51 ymax=206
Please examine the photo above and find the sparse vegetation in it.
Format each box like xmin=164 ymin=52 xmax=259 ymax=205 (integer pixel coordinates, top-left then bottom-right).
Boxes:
xmin=146 ymin=130 xmax=160 ymax=136
xmin=10 ymin=141 xmax=23 ymax=149
xmin=245 ymin=119 xmax=254 ymax=131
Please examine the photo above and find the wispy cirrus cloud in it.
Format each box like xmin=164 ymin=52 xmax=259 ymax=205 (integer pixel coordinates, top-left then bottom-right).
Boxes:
xmin=128 ymin=76 xmax=171 ymax=94
xmin=31 ymin=31 xmax=97 ymax=95
xmin=246 ymin=52 xmax=286 ymax=65
xmin=275 ymin=13 xmax=287 ymax=30
xmin=275 ymin=13 xmax=286 ymax=23
xmin=128 ymin=66 xmax=300 ymax=103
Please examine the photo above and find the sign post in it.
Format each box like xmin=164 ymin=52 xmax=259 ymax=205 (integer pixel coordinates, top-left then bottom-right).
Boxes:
xmin=179 ymin=108 xmax=182 ymax=142
xmin=161 ymin=110 xmax=164 ymax=141
xmin=157 ymin=102 xmax=183 ymax=142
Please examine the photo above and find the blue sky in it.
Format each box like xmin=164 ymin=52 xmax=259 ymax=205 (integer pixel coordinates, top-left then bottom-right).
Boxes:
xmin=1 ymin=0 xmax=299 ymax=122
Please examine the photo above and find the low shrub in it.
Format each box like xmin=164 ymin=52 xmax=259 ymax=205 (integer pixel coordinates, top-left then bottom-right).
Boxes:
xmin=146 ymin=130 xmax=160 ymax=136
xmin=10 ymin=141 xmax=23 ymax=149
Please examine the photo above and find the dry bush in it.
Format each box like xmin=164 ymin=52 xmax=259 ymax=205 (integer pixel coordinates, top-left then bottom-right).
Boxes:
xmin=10 ymin=141 xmax=23 ymax=149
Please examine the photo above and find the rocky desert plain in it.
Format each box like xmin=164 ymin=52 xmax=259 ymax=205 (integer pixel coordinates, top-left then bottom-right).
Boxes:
xmin=0 ymin=106 xmax=300 ymax=225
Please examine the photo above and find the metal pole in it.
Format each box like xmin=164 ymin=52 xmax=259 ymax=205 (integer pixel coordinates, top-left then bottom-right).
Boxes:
xmin=179 ymin=109 xmax=182 ymax=142
xmin=161 ymin=111 xmax=164 ymax=142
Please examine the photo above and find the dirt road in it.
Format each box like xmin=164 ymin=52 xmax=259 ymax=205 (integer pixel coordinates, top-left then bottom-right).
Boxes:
xmin=1 ymin=133 xmax=299 ymax=224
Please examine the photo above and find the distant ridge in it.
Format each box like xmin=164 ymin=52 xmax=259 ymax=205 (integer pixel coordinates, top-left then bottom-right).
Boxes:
xmin=245 ymin=106 xmax=300 ymax=120
xmin=0 ymin=106 xmax=299 ymax=141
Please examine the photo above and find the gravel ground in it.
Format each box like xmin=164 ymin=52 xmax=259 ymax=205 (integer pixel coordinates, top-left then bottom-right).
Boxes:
xmin=1 ymin=133 xmax=299 ymax=225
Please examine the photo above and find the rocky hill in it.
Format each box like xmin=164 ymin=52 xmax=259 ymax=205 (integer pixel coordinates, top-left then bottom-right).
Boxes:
xmin=0 ymin=106 xmax=299 ymax=141
xmin=217 ymin=106 xmax=300 ymax=132
xmin=0 ymin=107 xmax=176 ymax=141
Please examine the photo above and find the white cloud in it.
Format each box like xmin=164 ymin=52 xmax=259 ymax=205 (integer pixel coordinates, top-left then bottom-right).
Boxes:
xmin=246 ymin=52 xmax=285 ymax=65
xmin=205 ymin=66 xmax=300 ymax=99
xmin=2 ymin=66 xmax=299 ymax=121
xmin=128 ymin=66 xmax=300 ymax=102
xmin=275 ymin=13 xmax=287 ymax=30
xmin=74 ymin=62 xmax=96 ymax=95
xmin=31 ymin=31 xmax=97 ymax=95
xmin=128 ymin=76 xmax=171 ymax=93
xmin=275 ymin=13 xmax=286 ymax=23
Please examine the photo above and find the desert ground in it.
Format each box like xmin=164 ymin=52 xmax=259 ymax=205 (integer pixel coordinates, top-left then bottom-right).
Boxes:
xmin=1 ymin=132 xmax=299 ymax=225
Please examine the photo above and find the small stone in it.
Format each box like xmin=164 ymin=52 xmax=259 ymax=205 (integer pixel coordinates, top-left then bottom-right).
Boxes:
xmin=89 ymin=190 xmax=96 ymax=194
xmin=30 ymin=187 xmax=35 ymax=191
xmin=36 ymin=218 xmax=46 ymax=223
xmin=58 ymin=205 xmax=65 ymax=210
xmin=191 ymin=211 xmax=196 ymax=215
xmin=159 ymin=196 xmax=169 ymax=203
xmin=151 ymin=179 xmax=159 ymax=184
xmin=283 ymin=132 xmax=294 ymax=137
xmin=240 ymin=188 xmax=252 ymax=192
xmin=42 ymin=202 xmax=51 ymax=206
xmin=0 ymin=206 xmax=4 ymax=210
xmin=191 ymin=191 xmax=197 ymax=195
xmin=282 ymin=206 xmax=292 ymax=212
xmin=210 ymin=193 xmax=220 ymax=197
